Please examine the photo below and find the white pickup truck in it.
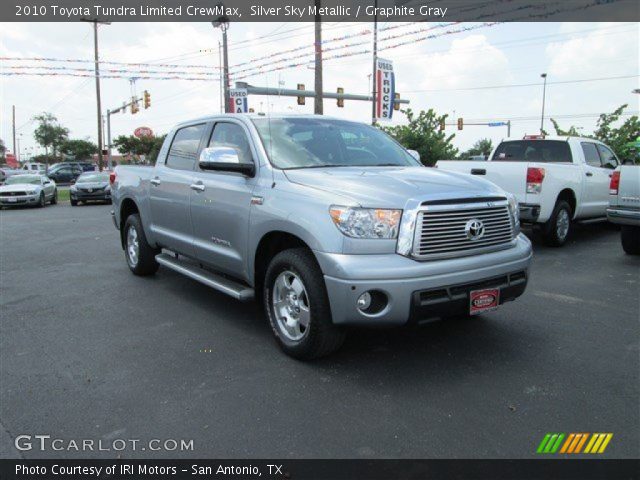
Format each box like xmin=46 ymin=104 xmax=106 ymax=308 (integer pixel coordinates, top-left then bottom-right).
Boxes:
xmin=437 ymin=136 xmax=620 ymax=246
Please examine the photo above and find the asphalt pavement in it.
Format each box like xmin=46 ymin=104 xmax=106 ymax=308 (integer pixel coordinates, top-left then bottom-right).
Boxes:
xmin=0 ymin=203 xmax=638 ymax=459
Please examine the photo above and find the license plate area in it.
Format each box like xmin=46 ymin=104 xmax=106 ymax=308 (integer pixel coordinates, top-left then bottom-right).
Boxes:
xmin=470 ymin=288 xmax=500 ymax=315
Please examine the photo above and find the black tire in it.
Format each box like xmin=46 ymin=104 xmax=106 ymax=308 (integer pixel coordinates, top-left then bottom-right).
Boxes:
xmin=123 ymin=214 xmax=159 ymax=276
xmin=542 ymin=200 xmax=572 ymax=247
xmin=621 ymin=225 xmax=640 ymax=255
xmin=264 ymin=248 xmax=346 ymax=360
xmin=37 ymin=192 xmax=46 ymax=208
xmin=50 ymin=189 xmax=58 ymax=205
xmin=70 ymin=199 xmax=78 ymax=206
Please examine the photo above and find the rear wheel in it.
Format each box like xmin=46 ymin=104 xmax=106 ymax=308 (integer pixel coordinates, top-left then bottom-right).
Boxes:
xmin=264 ymin=248 xmax=345 ymax=360
xmin=542 ymin=200 xmax=572 ymax=247
xmin=621 ymin=225 xmax=640 ymax=255
xmin=123 ymin=214 xmax=159 ymax=276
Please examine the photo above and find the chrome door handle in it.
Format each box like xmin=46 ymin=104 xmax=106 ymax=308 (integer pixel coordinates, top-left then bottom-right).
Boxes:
xmin=190 ymin=183 xmax=205 ymax=192
xmin=150 ymin=177 xmax=161 ymax=186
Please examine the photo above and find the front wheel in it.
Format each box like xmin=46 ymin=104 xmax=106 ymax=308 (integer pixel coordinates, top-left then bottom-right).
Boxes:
xmin=542 ymin=200 xmax=572 ymax=247
xmin=264 ymin=248 xmax=346 ymax=360
xmin=70 ymin=199 xmax=78 ymax=206
xmin=621 ymin=225 xmax=640 ymax=255
xmin=123 ymin=214 xmax=159 ymax=276
xmin=37 ymin=192 xmax=46 ymax=208
xmin=50 ymin=189 xmax=58 ymax=205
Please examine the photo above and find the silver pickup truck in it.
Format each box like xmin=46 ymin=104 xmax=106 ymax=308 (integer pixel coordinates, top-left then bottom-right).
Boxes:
xmin=607 ymin=164 xmax=640 ymax=254
xmin=111 ymin=114 xmax=532 ymax=359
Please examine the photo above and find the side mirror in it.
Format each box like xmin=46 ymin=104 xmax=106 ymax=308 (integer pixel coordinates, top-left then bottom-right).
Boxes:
xmin=407 ymin=149 xmax=421 ymax=162
xmin=198 ymin=147 xmax=255 ymax=177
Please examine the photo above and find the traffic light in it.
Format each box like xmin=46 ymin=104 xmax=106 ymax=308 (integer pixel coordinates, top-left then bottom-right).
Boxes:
xmin=439 ymin=119 xmax=445 ymax=131
xmin=297 ymin=84 xmax=305 ymax=105
xmin=337 ymin=87 xmax=344 ymax=108
xmin=457 ymin=117 xmax=463 ymax=130
xmin=131 ymin=97 xmax=139 ymax=114
xmin=394 ymin=93 xmax=400 ymax=111
xmin=143 ymin=90 xmax=151 ymax=109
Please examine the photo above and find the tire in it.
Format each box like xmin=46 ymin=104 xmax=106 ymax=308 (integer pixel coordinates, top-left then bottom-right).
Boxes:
xmin=621 ymin=225 xmax=640 ymax=255
xmin=37 ymin=192 xmax=46 ymax=208
xmin=542 ymin=200 xmax=572 ymax=247
xmin=263 ymin=248 xmax=346 ymax=360
xmin=50 ymin=189 xmax=58 ymax=205
xmin=123 ymin=214 xmax=159 ymax=276
xmin=70 ymin=199 xmax=78 ymax=206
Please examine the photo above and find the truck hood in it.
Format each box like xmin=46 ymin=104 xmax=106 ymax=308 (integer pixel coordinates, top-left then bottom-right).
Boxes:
xmin=283 ymin=166 xmax=504 ymax=208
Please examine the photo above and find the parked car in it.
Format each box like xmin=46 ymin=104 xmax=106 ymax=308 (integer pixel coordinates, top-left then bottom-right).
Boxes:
xmin=0 ymin=166 xmax=22 ymax=184
xmin=46 ymin=164 xmax=83 ymax=184
xmin=0 ymin=173 xmax=57 ymax=208
xmin=111 ymin=114 xmax=532 ymax=359
xmin=436 ymin=135 xmax=620 ymax=246
xmin=52 ymin=161 xmax=96 ymax=172
xmin=22 ymin=162 xmax=46 ymax=173
xmin=607 ymin=164 xmax=640 ymax=254
xmin=70 ymin=172 xmax=111 ymax=206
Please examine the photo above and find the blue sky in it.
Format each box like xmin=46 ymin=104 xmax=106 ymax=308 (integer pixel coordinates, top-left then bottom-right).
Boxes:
xmin=1 ymin=21 xmax=638 ymax=158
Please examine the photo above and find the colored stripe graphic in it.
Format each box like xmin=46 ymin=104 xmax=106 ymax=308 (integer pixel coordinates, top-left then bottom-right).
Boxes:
xmin=537 ymin=433 xmax=564 ymax=454
xmin=584 ymin=433 xmax=613 ymax=453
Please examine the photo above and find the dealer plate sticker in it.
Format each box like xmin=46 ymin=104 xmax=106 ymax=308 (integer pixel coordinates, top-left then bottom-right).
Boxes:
xmin=470 ymin=288 xmax=500 ymax=315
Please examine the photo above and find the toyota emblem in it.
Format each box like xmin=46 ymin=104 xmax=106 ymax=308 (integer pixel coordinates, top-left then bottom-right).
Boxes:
xmin=465 ymin=219 xmax=485 ymax=241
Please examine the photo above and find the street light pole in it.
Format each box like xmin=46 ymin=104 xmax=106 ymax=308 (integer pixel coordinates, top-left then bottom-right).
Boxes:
xmin=540 ymin=73 xmax=547 ymax=135
xmin=371 ymin=0 xmax=378 ymax=125
xmin=212 ymin=11 xmax=230 ymax=113
xmin=314 ymin=3 xmax=323 ymax=115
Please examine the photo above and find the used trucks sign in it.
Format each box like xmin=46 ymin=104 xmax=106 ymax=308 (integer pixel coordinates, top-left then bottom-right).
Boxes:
xmin=229 ymin=88 xmax=249 ymax=113
xmin=375 ymin=58 xmax=395 ymax=121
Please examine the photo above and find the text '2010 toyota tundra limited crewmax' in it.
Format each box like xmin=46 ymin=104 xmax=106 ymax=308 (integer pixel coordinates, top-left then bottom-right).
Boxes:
xmin=111 ymin=115 xmax=532 ymax=359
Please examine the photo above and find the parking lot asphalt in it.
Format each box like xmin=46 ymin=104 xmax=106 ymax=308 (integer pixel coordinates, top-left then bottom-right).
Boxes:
xmin=1 ymin=203 xmax=638 ymax=460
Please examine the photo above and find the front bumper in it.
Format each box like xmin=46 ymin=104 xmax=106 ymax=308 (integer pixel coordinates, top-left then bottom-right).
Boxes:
xmin=71 ymin=190 xmax=111 ymax=202
xmin=317 ymin=234 xmax=532 ymax=326
xmin=0 ymin=194 xmax=39 ymax=206
xmin=607 ymin=207 xmax=640 ymax=226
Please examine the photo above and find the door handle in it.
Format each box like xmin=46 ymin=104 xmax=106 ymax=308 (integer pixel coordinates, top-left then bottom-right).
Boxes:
xmin=585 ymin=172 xmax=593 ymax=177
xmin=190 ymin=182 xmax=205 ymax=192
xmin=471 ymin=168 xmax=486 ymax=175
xmin=150 ymin=177 xmax=161 ymax=186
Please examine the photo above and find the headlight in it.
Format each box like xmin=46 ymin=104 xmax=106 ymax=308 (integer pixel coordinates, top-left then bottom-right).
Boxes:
xmin=70 ymin=185 xmax=77 ymax=192
xmin=507 ymin=194 xmax=520 ymax=233
xmin=329 ymin=206 xmax=401 ymax=239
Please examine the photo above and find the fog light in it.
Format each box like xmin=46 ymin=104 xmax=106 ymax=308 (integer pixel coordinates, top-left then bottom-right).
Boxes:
xmin=357 ymin=292 xmax=372 ymax=311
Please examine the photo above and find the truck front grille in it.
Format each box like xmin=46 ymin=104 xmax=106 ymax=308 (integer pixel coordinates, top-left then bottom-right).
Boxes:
xmin=413 ymin=202 xmax=515 ymax=259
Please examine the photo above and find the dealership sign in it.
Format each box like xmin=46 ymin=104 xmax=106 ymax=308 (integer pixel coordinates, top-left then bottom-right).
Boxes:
xmin=375 ymin=58 xmax=395 ymax=121
xmin=134 ymin=126 xmax=154 ymax=138
xmin=229 ymin=88 xmax=248 ymax=113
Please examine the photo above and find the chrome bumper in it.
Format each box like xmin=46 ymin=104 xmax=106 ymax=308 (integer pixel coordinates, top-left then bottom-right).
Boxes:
xmin=607 ymin=207 xmax=640 ymax=226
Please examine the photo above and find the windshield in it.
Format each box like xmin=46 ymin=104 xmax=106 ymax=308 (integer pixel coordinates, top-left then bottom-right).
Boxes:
xmin=252 ymin=117 xmax=419 ymax=169
xmin=6 ymin=175 xmax=41 ymax=185
xmin=491 ymin=140 xmax=572 ymax=162
xmin=78 ymin=173 xmax=109 ymax=182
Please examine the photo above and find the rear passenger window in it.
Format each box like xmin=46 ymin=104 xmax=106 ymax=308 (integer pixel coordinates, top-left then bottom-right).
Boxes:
xmin=166 ymin=124 xmax=206 ymax=171
xmin=596 ymin=144 xmax=618 ymax=169
xmin=581 ymin=143 xmax=601 ymax=167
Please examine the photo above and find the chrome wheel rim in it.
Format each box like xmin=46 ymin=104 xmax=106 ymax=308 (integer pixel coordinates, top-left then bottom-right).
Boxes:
xmin=556 ymin=209 xmax=570 ymax=240
xmin=126 ymin=226 xmax=139 ymax=267
xmin=272 ymin=270 xmax=310 ymax=341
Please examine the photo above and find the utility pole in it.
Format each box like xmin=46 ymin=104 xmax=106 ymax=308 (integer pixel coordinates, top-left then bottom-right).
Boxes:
xmin=12 ymin=105 xmax=16 ymax=158
xmin=106 ymin=109 xmax=112 ymax=170
xmin=507 ymin=120 xmax=511 ymax=138
xmin=82 ymin=18 xmax=110 ymax=171
xmin=213 ymin=10 xmax=230 ymax=113
xmin=218 ymin=41 xmax=224 ymax=113
xmin=314 ymin=3 xmax=323 ymax=115
xmin=540 ymin=72 xmax=548 ymax=134
xmin=371 ymin=0 xmax=378 ymax=125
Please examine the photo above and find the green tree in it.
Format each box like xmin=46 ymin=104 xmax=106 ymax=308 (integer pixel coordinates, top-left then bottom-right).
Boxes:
xmin=32 ymin=113 xmax=69 ymax=160
xmin=380 ymin=108 xmax=458 ymax=166
xmin=147 ymin=134 xmax=167 ymax=164
xmin=0 ymin=139 xmax=6 ymax=160
xmin=550 ymin=119 xmax=583 ymax=137
xmin=461 ymin=138 xmax=493 ymax=159
xmin=114 ymin=134 xmax=165 ymax=164
xmin=593 ymin=104 xmax=639 ymax=161
xmin=60 ymin=139 xmax=98 ymax=160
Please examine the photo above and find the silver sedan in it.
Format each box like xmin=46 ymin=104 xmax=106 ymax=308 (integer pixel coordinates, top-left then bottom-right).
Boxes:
xmin=0 ymin=174 xmax=58 ymax=208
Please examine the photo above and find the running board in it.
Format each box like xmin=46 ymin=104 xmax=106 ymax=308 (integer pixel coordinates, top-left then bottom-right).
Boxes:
xmin=155 ymin=253 xmax=254 ymax=301
xmin=576 ymin=216 xmax=608 ymax=224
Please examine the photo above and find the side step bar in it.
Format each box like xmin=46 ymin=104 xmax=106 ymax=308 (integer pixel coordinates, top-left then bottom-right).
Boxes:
xmin=576 ymin=216 xmax=608 ymax=224
xmin=155 ymin=253 xmax=254 ymax=301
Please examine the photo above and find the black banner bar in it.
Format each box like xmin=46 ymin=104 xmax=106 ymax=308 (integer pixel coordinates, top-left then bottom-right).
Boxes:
xmin=1 ymin=459 xmax=639 ymax=480
xmin=5 ymin=0 xmax=640 ymax=22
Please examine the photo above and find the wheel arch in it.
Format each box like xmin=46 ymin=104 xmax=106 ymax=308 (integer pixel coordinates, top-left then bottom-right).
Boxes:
xmin=556 ymin=188 xmax=577 ymax=219
xmin=119 ymin=197 xmax=140 ymax=249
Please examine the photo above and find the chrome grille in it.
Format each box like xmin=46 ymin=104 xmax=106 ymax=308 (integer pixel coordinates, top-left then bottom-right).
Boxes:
xmin=0 ymin=191 xmax=27 ymax=197
xmin=413 ymin=202 xmax=515 ymax=259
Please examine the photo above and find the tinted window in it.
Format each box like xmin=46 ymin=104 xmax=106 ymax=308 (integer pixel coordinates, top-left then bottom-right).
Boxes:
xmin=252 ymin=117 xmax=418 ymax=169
xmin=166 ymin=124 xmax=206 ymax=171
xmin=208 ymin=123 xmax=253 ymax=164
xmin=596 ymin=144 xmax=618 ymax=169
xmin=492 ymin=140 xmax=572 ymax=163
xmin=581 ymin=142 xmax=601 ymax=167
